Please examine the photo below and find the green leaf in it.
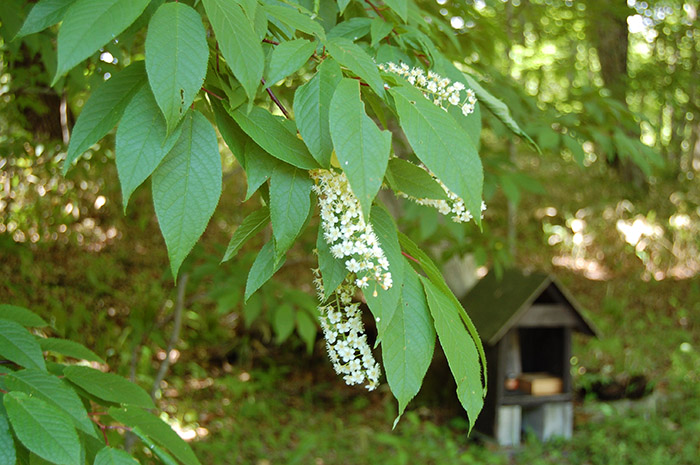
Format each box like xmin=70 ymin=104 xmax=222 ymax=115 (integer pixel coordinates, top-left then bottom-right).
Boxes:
xmin=126 ymin=427 xmax=178 ymax=465
xmin=94 ymin=447 xmax=140 ymax=465
xmin=500 ymin=173 xmax=520 ymax=206
xmin=0 ymin=319 xmax=46 ymax=371
xmin=242 ymin=295 xmax=263 ymax=328
xmin=397 ymin=232 xmax=487 ymax=393
xmin=383 ymin=0 xmax=407 ymax=22
xmin=613 ymin=129 xmax=652 ymax=176
xmin=316 ymin=226 xmax=347 ymax=300
xmin=231 ymin=106 xmax=318 ymax=169
xmin=108 ymin=407 xmax=201 ymax=465
xmin=385 ymin=158 xmax=447 ymax=200
xmin=221 ymin=207 xmax=270 ymax=263
xmin=264 ymin=4 xmax=326 ymax=40
xmin=463 ymin=74 xmax=536 ymax=148
xmin=273 ymin=305 xmax=295 ymax=344
xmin=37 ymin=337 xmax=105 ymax=363
xmin=296 ymin=310 xmax=317 ymax=354
xmin=0 ymin=305 xmax=48 ymax=328
xmin=266 ymin=39 xmax=316 ymax=87
xmin=563 ymin=134 xmax=585 ymax=166
xmin=337 ymin=0 xmax=351 ymax=14
xmin=0 ymin=410 xmax=15 ymax=465
xmin=245 ymin=240 xmax=286 ymax=302
xmin=4 ymin=369 xmax=97 ymax=437
xmin=361 ymin=205 xmax=404 ymax=340
xmin=327 ymin=17 xmax=372 ymax=41
xmin=145 ymin=2 xmax=208 ymax=133
xmin=14 ymin=0 xmax=77 ymax=38
xmin=420 ymin=277 xmax=483 ymax=431
xmin=211 ymin=97 xmax=248 ymax=168
xmin=370 ymin=17 xmax=393 ymax=48
xmin=244 ymin=140 xmax=280 ymax=201
xmin=203 ymin=0 xmax=264 ymax=102
xmin=269 ymin=164 xmax=312 ymax=259
xmin=63 ymin=61 xmax=146 ymax=174
xmin=382 ymin=263 xmax=435 ymax=426
xmin=390 ymin=85 xmax=483 ymax=224
xmin=325 ymin=37 xmax=386 ymax=98
xmin=152 ymin=110 xmax=222 ymax=280
xmin=293 ymin=58 xmax=343 ymax=167
xmin=3 ymin=392 xmax=80 ymax=465
xmin=63 ymin=366 xmax=155 ymax=409
xmin=329 ymin=78 xmax=391 ymax=221
xmin=53 ymin=0 xmax=150 ymax=84
xmin=116 ymin=85 xmax=182 ymax=210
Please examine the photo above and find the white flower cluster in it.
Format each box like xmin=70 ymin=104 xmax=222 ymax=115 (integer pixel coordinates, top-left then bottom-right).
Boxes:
xmin=378 ymin=62 xmax=477 ymax=116
xmin=310 ymin=169 xmax=392 ymax=291
xmin=312 ymin=272 xmax=381 ymax=390
xmin=397 ymin=166 xmax=487 ymax=223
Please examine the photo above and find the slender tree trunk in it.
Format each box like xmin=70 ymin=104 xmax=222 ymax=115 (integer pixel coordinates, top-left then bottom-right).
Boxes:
xmin=587 ymin=2 xmax=645 ymax=188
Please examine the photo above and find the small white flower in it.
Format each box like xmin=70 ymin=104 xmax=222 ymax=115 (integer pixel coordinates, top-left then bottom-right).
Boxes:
xmin=345 ymin=258 xmax=362 ymax=273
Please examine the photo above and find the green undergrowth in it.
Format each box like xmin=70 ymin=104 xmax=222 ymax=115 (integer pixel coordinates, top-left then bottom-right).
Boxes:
xmin=176 ymin=355 xmax=699 ymax=465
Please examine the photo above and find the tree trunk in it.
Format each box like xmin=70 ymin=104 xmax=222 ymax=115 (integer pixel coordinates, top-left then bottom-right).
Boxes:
xmin=587 ymin=2 xmax=646 ymax=188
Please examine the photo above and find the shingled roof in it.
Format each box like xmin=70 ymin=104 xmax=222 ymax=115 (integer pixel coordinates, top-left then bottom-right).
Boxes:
xmin=461 ymin=269 xmax=597 ymax=345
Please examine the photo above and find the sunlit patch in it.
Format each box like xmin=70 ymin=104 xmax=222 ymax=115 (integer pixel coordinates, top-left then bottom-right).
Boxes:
xmin=94 ymin=195 xmax=106 ymax=209
xmin=163 ymin=413 xmax=209 ymax=442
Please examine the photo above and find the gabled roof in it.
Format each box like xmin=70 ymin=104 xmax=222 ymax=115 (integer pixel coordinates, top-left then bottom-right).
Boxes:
xmin=460 ymin=269 xmax=598 ymax=345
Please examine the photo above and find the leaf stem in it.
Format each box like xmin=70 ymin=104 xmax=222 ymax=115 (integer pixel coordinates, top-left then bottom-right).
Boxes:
xmin=201 ymin=87 xmax=224 ymax=101
xmin=364 ymin=0 xmax=385 ymax=20
xmin=261 ymin=78 xmax=291 ymax=119
xmin=401 ymin=251 xmax=420 ymax=264
xmin=263 ymin=38 xmax=280 ymax=45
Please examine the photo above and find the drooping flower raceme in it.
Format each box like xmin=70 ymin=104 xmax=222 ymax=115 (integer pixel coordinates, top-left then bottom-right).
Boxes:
xmin=396 ymin=165 xmax=487 ymax=223
xmin=312 ymin=270 xmax=381 ymax=390
xmin=310 ymin=168 xmax=390 ymax=390
xmin=310 ymin=169 xmax=392 ymax=291
xmin=378 ymin=62 xmax=478 ymax=116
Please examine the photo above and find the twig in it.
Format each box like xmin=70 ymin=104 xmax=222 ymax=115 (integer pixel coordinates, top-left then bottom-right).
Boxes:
xmin=263 ymin=38 xmax=280 ymax=45
xmin=60 ymin=91 xmax=70 ymax=145
xmin=364 ymin=0 xmax=385 ymax=20
xmin=261 ymin=78 xmax=291 ymax=119
xmin=351 ymin=76 xmax=371 ymax=87
xmin=202 ymin=87 xmax=224 ymax=101
xmin=150 ymin=273 xmax=189 ymax=402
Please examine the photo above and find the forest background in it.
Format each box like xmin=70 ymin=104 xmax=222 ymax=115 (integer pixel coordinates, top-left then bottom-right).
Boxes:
xmin=0 ymin=0 xmax=699 ymax=464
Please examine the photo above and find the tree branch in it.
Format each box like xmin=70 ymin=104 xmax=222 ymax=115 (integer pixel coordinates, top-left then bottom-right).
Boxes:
xmin=150 ymin=273 xmax=189 ymax=402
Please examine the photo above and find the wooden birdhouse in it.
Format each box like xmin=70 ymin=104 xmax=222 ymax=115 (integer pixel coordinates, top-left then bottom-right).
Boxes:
xmin=461 ymin=269 xmax=597 ymax=446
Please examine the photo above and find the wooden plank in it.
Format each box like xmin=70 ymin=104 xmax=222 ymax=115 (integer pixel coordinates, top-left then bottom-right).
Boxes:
xmin=516 ymin=304 xmax=581 ymax=328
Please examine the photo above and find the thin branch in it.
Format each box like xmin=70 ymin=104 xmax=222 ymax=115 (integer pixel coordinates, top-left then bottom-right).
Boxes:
xmin=350 ymin=76 xmax=371 ymax=87
xmin=202 ymin=87 xmax=224 ymax=100
xmin=60 ymin=92 xmax=70 ymax=145
xmin=364 ymin=0 xmax=385 ymax=20
xmin=263 ymin=38 xmax=280 ymax=45
xmin=150 ymin=273 xmax=189 ymax=402
xmin=261 ymin=78 xmax=291 ymax=119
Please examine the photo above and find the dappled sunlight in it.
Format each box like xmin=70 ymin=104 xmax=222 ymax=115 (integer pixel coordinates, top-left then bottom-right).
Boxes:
xmin=541 ymin=195 xmax=699 ymax=281
xmin=542 ymin=209 xmax=611 ymax=280
xmin=613 ymin=197 xmax=700 ymax=280
xmin=0 ymin=142 xmax=122 ymax=251
xmin=162 ymin=412 xmax=209 ymax=442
